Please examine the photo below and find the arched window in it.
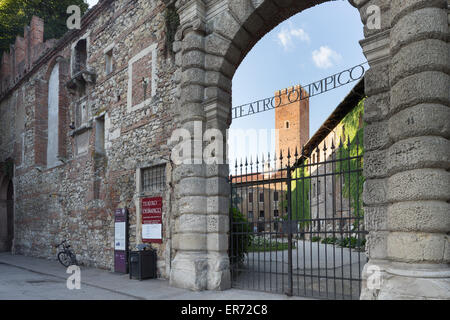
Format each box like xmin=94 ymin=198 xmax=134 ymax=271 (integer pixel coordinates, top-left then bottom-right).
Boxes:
xmin=285 ymin=121 xmax=290 ymax=129
xmin=73 ymin=39 xmax=87 ymax=74
xmin=47 ymin=63 xmax=59 ymax=168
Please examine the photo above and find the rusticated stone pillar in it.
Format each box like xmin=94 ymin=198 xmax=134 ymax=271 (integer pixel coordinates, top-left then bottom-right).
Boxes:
xmin=360 ymin=0 xmax=450 ymax=299
xmin=169 ymin=0 xmax=231 ymax=290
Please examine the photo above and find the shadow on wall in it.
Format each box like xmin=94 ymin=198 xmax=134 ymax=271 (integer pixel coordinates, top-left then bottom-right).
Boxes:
xmin=0 ymin=175 xmax=14 ymax=252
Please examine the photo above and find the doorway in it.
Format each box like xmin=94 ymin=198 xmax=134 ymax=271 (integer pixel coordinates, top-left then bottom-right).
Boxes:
xmin=0 ymin=178 xmax=14 ymax=252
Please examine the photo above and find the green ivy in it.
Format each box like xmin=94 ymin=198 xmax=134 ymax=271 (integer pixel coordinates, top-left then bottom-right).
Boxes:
xmin=336 ymin=98 xmax=365 ymax=220
xmin=290 ymin=165 xmax=311 ymax=230
xmin=287 ymin=98 xmax=366 ymax=229
xmin=1 ymin=159 xmax=13 ymax=178
xmin=164 ymin=3 xmax=180 ymax=54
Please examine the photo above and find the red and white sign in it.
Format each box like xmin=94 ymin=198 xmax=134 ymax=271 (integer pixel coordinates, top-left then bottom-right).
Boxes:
xmin=142 ymin=197 xmax=162 ymax=243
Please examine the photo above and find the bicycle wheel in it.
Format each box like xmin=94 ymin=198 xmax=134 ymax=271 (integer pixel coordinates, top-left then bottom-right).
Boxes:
xmin=58 ymin=252 xmax=72 ymax=267
xmin=69 ymin=252 xmax=78 ymax=266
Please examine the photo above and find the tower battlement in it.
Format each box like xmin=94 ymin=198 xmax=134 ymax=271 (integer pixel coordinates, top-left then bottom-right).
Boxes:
xmin=275 ymin=84 xmax=310 ymax=163
xmin=0 ymin=16 xmax=56 ymax=95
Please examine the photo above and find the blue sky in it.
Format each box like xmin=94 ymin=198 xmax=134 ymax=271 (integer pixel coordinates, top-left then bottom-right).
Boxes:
xmin=86 ymin=0 xmax=365 ymax=166
xmin=85 ymin=0 xmax=98 ymax=7
xmin=229 ymin=1 xmax=366 ymax=166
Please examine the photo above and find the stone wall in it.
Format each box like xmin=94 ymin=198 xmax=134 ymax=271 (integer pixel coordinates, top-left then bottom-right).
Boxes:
xmin=0 ymin=0 xmax=448 ymax=299
xmin=0 ymin=0 xmax=179 ymax=277
xmin=359 ymin=0 xmax=450 ymax=300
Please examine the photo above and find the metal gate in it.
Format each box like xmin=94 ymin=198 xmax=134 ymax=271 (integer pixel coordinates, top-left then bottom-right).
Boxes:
xmin=229 ymin=138 xmax=367 ymax=299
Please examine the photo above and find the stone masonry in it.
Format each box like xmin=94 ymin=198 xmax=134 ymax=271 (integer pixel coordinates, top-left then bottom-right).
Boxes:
xmin=0 ymin=0 xmax=448 ymax=299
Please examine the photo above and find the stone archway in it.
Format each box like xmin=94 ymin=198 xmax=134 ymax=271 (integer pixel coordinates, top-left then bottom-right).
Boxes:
xmin=169 ymin=0 xmax=450 ymax=300
xmin=0 ymin=175 xmax=14 ymax=252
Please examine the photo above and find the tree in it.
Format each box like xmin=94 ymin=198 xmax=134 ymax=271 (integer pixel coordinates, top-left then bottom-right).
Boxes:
xmin=0 ymin=0 xmax=89 ymax=57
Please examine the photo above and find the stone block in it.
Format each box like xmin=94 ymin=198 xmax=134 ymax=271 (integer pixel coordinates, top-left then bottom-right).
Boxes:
xmin=204 ymin=54 xmax=235 ymax=78
xmin=362 ymin=260 xmax=450 ymax=299
xmin=209 ymin=11 xmax=241 ymax=43
xmin=387 ymin=200 xmax=450 ymax=233
xmin=207 ymin=252 xmax=231 ymax=290
xmin=363 ymin=92 xmax=390 ymax=123
xmin=364 ymin=61 xmax=390 ymax=96
xmin=179 ymin=196 xmax=208 ymax=215
xmin=364 ymin=205 xmax=388 ymax=231
xmin=391 ymin=7 xmax=448 ymax=52
xmin=359 ymin=0 xmax=391 ymax=37
xmin=206 ymin=196 xmax=229 ymax=216
xmin=169 ymin=252 xmax=208 ymax=291
xmin=390 ymin=39 xmax=448 ymax=86
xmin=178 ymin=214 xmax=207 ymax=233
xmin=206 ymin=176 xmax=229 ymax=196
xmin=388 ymin=104 xmax=450 ymax=141
xmin=390 ymin=0 xmax=447 ymax=26
xmin=364 ymin=149 xmax=388 ymax=178
xmin=390 ymin=71 xmax=449 ymax=113
xmin=253 ymin=0 xmax=278 ymax=22
xmin=177 ymin=232 xmax=207 ymax=251
xmin=176 ymin=102 xmax=206 ymax=123
xmin=205 ymin=33 xmax=241 ymax=65
xmin=181 ymin=50 xmax=205 ymax=70
xmin=181 ymin=68 xmax=205 ymax=86
xmin=180 ymin=84 xmax=204 ymax=104
xmin=387 ymin=168 xmax=450 ymax=202
xmin=172 ymin=164 xmax=205 ymax=182
xmin=207 ymin=232 xmax=228 ymax=252
xmin=205 ymin=163 xmax=229 ymax=178
xmin=386 ymin=136 xmax=450 ymax=175
xmin=387 ymin=232 xmax=449 ymax=263
xmin=207 ymin=214 xmax=229 ymax=234
xmin=205 ymin=71 xmax=231 ymax=92
xmin=366 ymin=231 xmax=389 ymax=259
xmin=176 ymin=177 xmax=206 ymax=197
xmin=241 ymin=8 xmax=264 ymax=37
xmin=364 ymin=120 xmax=391 ymax=151
xmin=229 ymin=0 xmax=255 ymax=25
xmin=181 ymin=31 xmax=204 ymax=52
xmin=363 ymin=178 xmax=387 ymax=206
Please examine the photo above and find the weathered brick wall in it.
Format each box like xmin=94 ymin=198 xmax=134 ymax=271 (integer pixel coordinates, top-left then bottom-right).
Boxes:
xmin=275 ymin=85 xmax=309 ymax=162
xmin=0 ymin=0 xmax=179 ymax=276
xmin=1 ymin=0 xmax=448 ymax=299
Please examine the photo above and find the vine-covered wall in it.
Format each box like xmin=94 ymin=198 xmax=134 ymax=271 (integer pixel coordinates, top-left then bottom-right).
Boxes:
xmin=291 ymin=98 xmax=365 ymax=230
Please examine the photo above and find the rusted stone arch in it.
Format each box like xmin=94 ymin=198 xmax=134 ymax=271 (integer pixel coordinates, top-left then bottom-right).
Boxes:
xmin=172 ymin=0 xmax=450 ymax=299
xmin=220 ymin=0 xmax=336 ymax=66
xmin=171 ymin=0 xmax=376 ymax=293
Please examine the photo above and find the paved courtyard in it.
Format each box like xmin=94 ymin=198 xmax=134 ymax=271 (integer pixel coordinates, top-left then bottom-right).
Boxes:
xmin=232 ymin=240 xmax=366 ymax=299
xmin=0 ymin=253 xmax=309 ymax=300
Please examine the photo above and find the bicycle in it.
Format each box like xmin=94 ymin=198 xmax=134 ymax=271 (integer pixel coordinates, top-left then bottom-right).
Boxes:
xmin=55 ymin=240 xmax=78 ymax=267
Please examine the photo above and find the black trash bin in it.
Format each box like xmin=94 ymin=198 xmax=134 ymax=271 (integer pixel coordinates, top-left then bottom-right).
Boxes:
xmin=129 ymin=249 xmax=157 ymax=280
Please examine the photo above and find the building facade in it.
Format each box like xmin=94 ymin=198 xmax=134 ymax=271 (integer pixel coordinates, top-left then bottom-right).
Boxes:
xmin=0 ymin=0 xmax=177 ymax=277
xmin=302 ymin=80 xmax=365 ymax=240
xmin=232 ymin=170 xmax=286 ymax=234
xmin=275 ymin=85 xmax=309 ymax=163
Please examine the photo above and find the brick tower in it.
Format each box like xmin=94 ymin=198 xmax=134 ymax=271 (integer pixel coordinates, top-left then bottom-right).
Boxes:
xmin=275 ymin=85 xmax=309 ymax=167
